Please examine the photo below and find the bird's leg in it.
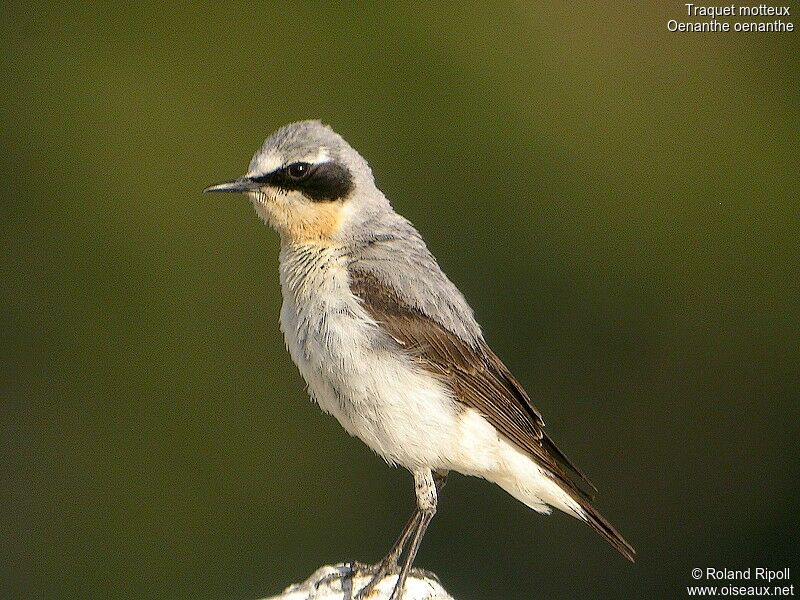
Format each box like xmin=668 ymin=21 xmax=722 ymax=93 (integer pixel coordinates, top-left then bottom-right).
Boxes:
xmin=352 ymin=510 xmax=422 ymax=599
xmin=387 ymin=469 xmax=442 ymax=600
xmin=382 ymin=510 xmax=424 ymax=570
xmin=354 ymin=470 xmax=447 ymax=600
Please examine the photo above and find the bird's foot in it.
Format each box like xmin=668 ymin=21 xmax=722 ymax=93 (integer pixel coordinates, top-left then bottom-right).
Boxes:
xmin=313 ymin=562 xmax=366 ymax=590
xmin=352 ymin=561 xmax=440 ymax=600
xmin=351 ymin=555 xmax=401 ymax=599
xmin=383 ymin=568 xmax=440 ymax=600
xmin=313 ymin=559 xmax=400 ymax=598
xmin=312 ymin=560 xmax=440 ymax=600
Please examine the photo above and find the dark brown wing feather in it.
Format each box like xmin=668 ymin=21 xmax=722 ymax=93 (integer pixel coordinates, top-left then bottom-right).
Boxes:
xmin=348 ymin=269 xmax=596 ymax=501
xmin=349 ymin=268 xmax=636 ymax=561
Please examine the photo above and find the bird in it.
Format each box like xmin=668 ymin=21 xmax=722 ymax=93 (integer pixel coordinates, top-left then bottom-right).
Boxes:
xmin=204 ymin=120 xmax=635 ymax=599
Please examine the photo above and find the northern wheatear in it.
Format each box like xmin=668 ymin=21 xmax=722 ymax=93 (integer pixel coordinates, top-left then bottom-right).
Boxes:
xmin=205 ymin=120 xmax=634 ymax=599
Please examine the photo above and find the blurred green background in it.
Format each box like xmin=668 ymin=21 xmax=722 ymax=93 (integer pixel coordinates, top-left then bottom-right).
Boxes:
xmin=3 ymin=3 xmax=798 ymax=599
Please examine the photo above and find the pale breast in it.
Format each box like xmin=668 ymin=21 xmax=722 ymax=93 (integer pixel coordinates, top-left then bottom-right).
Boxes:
xmin=279 ymin=244 xmax=371 ymax=429
xmin=277 ymin=244 xmax=462 ymax=470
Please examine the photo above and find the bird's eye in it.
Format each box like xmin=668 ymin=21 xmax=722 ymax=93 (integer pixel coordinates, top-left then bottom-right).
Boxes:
xmin=286 ymin=162 xmax=311 ymax=180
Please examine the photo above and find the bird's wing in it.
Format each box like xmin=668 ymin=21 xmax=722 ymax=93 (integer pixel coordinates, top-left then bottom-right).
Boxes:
xmin=348 ymin=268 xmax=597 ymax=501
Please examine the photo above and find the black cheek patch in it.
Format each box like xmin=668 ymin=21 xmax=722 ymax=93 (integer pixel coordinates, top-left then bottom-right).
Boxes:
xmin=291 ymin=162 xmax=354 ymax=202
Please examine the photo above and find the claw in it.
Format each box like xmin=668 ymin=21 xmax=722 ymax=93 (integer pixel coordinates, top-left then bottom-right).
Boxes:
xmin=353 ymin=556 xmax=401 ymax=600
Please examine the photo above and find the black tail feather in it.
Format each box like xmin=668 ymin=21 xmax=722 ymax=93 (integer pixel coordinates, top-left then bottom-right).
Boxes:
xmin=542 ymin=433 xmax=598 ymax=499
xmin=577 ymin=499 xmax=636 ymax=562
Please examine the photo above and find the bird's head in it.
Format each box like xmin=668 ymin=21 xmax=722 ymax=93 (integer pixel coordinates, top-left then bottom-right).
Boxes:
xmin=205 ymin=120 xmax=384 ymax=245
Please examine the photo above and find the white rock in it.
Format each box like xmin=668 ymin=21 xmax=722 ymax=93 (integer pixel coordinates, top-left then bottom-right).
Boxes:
xmin=261 ymin=563 xmax=454 ymax=600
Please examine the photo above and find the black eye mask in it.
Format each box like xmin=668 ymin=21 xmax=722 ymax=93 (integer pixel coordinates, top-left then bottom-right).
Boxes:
xmin=251 ymin=161 xmax=354 ymax=202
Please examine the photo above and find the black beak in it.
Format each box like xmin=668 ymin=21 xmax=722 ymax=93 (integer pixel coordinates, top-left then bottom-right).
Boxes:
xmin=203 ymin=177 xmax=260 ymax=194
